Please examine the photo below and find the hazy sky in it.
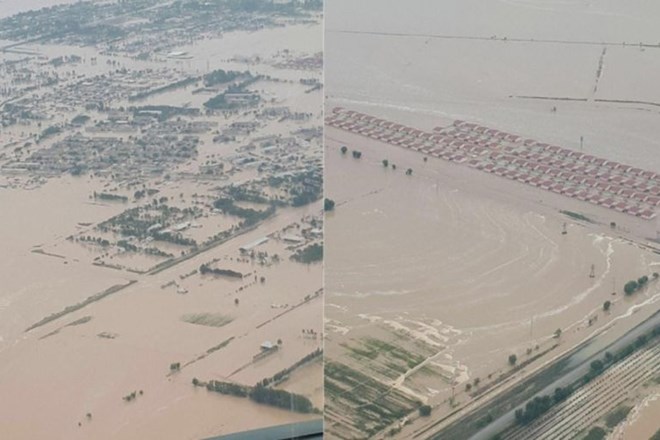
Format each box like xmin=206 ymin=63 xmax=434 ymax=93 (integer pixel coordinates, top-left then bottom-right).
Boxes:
xmin=0 ymin=0 xmax=79 ymax=19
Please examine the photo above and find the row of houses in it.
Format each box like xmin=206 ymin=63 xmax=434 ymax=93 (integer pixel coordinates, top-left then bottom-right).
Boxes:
xmin=326 ymin=107 xmax=659 ymax=221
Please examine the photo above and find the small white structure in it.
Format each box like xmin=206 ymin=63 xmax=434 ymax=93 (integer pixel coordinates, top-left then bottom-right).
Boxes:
xmin=239 ymin=237 xmax=269 ymax=253
xmin=281 ymin=234 xmax=304 ymax=243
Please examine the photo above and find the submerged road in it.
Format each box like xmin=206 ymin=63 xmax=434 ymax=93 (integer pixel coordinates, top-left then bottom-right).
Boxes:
xmin=327 ymin=29 xmax=660 ymax=50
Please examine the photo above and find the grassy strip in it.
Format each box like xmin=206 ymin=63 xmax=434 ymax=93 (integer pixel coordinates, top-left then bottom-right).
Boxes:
xmin=194 ymin=379 xmax=317 ymax=414
xmin=26 ymin=281 xmax=136 ymax=332
xmin=259 ymin=348 xmax=322 ymax=388
xmin=560 ymin=210 xmax=594 ymax=223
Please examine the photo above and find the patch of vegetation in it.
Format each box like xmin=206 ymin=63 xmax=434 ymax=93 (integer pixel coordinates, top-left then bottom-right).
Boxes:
xmin=181 ymin=313 xmax=234 ymax=328
xmin=342 ymin=338 xmax=426 ymax=370
xmin=129 ymin=76 xmax=199 ymax=101
xmin=226 ymin=185 xmax=270 ymax=205
xmin=205 ymin=380 xmax=249 ymax=397
xmin=514 ymin=395 xmax=553 ymax=425
xmin=71 ymin=114 xmax=90 ymax=125
xmin=325 ymin=361 xmax=422 ymax=437
xmin=250 ymin=384 xmax=315 ymax=413
xmin=205 ymin=337 xmax=234 ymax=355
xmin=605 ymin=405 xmax=632 ymax=428
xmin=291 ymin=243 xmax=323 ymax=264
xmin=199 ymin=264 xmax=244 ymax=278
xmin=560 ymin=210 xmax=593 ymax=223
xmin=26 ymin=281 xmax=136 ymax=332
xmin=202 ymin=380 xmax=315 ymax=413
xmin=67 ymin=316 xmax=92 ymax=326
xmin=258 ymin=348 xmax=322 ymax=388
xmin=289 ymin=169 xmax=322 ymax=207
xmin=37 ymin=125 xmax=61 ymax=142
xmin=203 ymin=69 xmax=243 ymax=87
xmin=122 ymin=389 xmax=144 ymax=402
xmin=624 ymin=275 xmax=650 ymax=295
xmin=213 ymin=198 xmax=275 ymax=227
xmin=324 ymin=198 xmax=335 ymax=211
xmin=93 ymin=192 xmax=128 ymax=203
xmin=583 ymin=426 xmax=606 ymax=440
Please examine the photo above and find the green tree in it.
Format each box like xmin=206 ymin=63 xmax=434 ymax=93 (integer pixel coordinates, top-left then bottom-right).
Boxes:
xmin=624 ymin=280 xmax=639 ymax=295
xmin=508 ymin=354 xmax=517 ymax=366
xmin=382 ymin=159 xmax=389 ymax=167
xmin=419 ymin=405 xmax=432 ymax=417
xmin=324 ymin=198 xmax=336 ymax=211
xmin=603 ymin=300 xmax=611 ymax=312
xmin=406 ymin=168 xmax=413 ymax=175
xmin=340 ymin=146 xmax=348 ymax=154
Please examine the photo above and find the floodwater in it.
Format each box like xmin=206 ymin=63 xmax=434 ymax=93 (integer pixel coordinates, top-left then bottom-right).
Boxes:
xmin=620 ymin=389 xmax=660 ymax=440
xmin=326 ymin=0 xmax=660 ymax=173
xmin=325 ymin=127 xmax=660 ymax=389
xmin=325 ymin=1 xmax=660 ymax=437
xmin=0 ymin=178 xmax=323 ymax=438
xmin=0 ymin=6 xmax=322 ymax=439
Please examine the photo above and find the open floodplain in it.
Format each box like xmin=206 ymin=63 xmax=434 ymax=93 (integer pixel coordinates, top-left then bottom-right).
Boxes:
xmin=325 ymin=1 xmax=660 ymax=439
xmin=0 ymin=1 xmax=323 ymax=438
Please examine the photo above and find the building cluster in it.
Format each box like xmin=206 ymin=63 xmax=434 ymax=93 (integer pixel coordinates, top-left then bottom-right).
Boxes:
xmin=327 ymin=107 xmax=660 ymax=220
xmin=273 ymin=52 xmax=323 ymax=71
xmin=1 ymin=66 xmax=189 ymax=129
xmin=13 ymin=131 xmax=199 ymax=177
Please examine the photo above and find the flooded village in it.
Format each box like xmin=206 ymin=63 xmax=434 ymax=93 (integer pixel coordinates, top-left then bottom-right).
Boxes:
xmin=0 ymin=0 xmax=323 ymax=439
xmin=324 ymin=1 xmax=660 ymax=439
